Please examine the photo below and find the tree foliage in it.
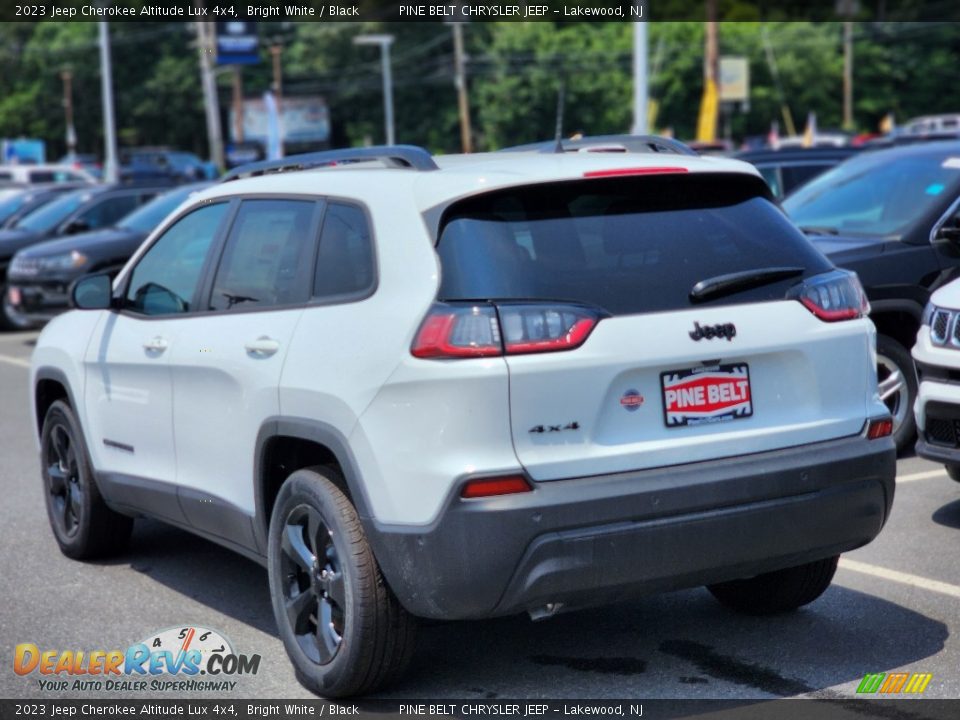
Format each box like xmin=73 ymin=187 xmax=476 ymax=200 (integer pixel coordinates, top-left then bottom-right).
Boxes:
xmin=0 ymin=20 xmax=958 ymax=159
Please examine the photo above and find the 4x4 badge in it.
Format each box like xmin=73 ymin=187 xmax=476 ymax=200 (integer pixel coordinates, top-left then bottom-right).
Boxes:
xmin=689 ymin=321 xmax=737 ymax=341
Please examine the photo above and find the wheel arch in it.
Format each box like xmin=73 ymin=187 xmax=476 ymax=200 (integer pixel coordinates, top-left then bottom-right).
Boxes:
xmin=33 ymin=367 xmax=79 ymax=440
xmin=254 ymin=418 xmax=375 ymax=554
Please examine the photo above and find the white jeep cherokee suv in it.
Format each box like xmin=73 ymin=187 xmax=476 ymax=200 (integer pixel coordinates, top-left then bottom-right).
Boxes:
xmin=913 ymin=280 xmax=960 ymax=480
xmin=30 ymin=144 xmax=896 ymax=697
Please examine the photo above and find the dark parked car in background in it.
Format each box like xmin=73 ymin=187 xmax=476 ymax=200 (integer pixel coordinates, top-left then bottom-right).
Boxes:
xmin=0 ymin=183 xmax=165 ymax=329
xmin=119 ymin=148 xmax=215 ymax=183
xmin=782 ymin=141 xmax=960 ymax=450
xmin=0 ymin=184 xmax=86 ymax=229
xmin=736 ymin=147 xmax=861 ymax=199
xmin=6 ymin=182 xmax=210 ymax=327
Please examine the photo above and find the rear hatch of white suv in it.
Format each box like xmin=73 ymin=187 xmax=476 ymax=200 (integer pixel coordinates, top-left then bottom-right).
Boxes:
xmin=427 ymin=171 xmax=876 ymax=480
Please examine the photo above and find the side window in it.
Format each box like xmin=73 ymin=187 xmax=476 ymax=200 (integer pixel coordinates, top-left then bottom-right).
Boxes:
xmin=208 ymin=199 xmax=317 ymax=312
xmin=313 ymin=203 xmax=375 ymax=299
xmin=77 ymin=195 xmax=141 ymax=230
xmin=125 ymin=203 xmax=228 ymax=316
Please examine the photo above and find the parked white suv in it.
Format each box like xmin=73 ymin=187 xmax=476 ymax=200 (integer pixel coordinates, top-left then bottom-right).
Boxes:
xmin=30 ymin=144 xmax=896 ymax=697
xmin=912 ymin=281 xmax=960 ymax=480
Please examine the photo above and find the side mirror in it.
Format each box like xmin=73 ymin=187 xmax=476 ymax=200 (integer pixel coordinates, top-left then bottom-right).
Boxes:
xmin=937 ymin=222 xmax=960 ymax=243
xmin=70 ymin=274 xmax=113 ymax=311
xmin=64 ymin=218 xmax=90 ymax=235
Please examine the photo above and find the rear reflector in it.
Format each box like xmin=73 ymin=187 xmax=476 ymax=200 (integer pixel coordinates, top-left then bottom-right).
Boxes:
xmin=792 ymin=270 xmax=869 ymax=322
xmin=461 ymin=475 xmax=532 ymax=499
xmin=867 ymin=418 xmax=893 ymax=440
xmin=583 ymin=167 xmax=688 ymax=178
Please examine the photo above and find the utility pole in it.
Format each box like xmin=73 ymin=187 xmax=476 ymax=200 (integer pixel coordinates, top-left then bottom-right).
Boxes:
xmin=270 ymin=43 xmax=283 ymax=112
xmin=705 ymin=0 xmax=718 ymax=96
xmin=843 ymin=20 xmax=854 ymax=130
xmin=196 ymin=20 xmax=224 ymax=172
xmin=451 ymin=23 xmax=472 ymax=153
xmin=232 ymin=66 xmax=244 ymax=143
xmin=696 ymin=0 xmax=719 ymax=142
xmin=98 ymin=22 xmax=118 ymax=183
xmin=61 ymin=68 xmax=77 ymax=157
xmin=631 ymin=18 xmax=648 ymax=135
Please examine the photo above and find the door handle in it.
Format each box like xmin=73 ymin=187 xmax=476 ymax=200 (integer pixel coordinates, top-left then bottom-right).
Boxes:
xmin=143 ymin=336 xmax=169 ymax=353
xmin=245 ymin=337 xmax=280 ymax=357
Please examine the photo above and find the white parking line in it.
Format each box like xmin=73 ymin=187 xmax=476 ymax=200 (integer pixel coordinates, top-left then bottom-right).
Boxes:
xmin=898 ymin=469 xmax=947 ymax=483
xmin=0 ymin=353 xmax=30 ymax=369
xmin=839 ymin=558 xmax=960 ymax=599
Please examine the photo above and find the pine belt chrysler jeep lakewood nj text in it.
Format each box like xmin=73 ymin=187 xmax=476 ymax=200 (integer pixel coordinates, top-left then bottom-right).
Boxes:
xmin=30 ymin=143 xmax=896 ymax=697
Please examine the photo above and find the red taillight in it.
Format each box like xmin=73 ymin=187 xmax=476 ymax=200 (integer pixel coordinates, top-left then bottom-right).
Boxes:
xmin=583 ymin=167 xmax=688 ymax=178
xmin=792 ymin=270 xmax=869 ymax=322
xmin=461 ymin=475 xmax=532 ymax=499
xmin=411 ymin=303 xmax=602 ymax=359
xmin=411 ymin=305 xmax=501 ymax=358
xmin=867 ymin=418 xmax=893 ymax=439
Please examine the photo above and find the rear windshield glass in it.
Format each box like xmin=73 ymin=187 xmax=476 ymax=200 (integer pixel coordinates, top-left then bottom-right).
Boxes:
xmin=437 ymin=174 xmax=832 ymax=315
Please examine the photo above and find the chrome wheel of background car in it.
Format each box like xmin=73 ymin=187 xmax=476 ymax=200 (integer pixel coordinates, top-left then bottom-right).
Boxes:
xmin=44 ymin=423 xmax=83 ymax=539
xmin=280 ymin=504 xmax=345 ymax=666
xmin=877 ymin=354 xmax=908 ymax=436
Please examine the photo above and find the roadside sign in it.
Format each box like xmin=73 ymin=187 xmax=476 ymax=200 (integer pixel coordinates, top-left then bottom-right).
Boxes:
xmin=719 ymin=56 xmax=750 ymax=102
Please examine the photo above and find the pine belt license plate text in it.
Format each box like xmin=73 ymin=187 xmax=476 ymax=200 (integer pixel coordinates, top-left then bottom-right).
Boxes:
xmin=660 ymin=363 xmax=753 ymax=427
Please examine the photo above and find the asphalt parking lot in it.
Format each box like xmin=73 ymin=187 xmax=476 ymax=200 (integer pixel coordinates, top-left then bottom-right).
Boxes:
xmin=1 ymin=329 xmax=958 ymax=702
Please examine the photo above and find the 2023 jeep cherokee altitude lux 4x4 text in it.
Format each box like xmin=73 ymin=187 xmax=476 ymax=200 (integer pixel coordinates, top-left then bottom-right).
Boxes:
xmin=30 ymin=144 xmax=896 ymax=697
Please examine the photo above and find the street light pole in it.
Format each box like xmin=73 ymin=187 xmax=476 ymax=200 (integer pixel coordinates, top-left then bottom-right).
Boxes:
xmin=631 ymin=18 xmax=648 ymax=135
xmin=354 ymin=34 xmax=396 ymax=146
xmin=98 ymin=22 xmax=118 ymax=183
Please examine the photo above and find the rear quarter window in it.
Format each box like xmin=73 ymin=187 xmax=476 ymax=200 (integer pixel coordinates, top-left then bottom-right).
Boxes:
xmin=437 ymin=173 xmax=832 ymax=315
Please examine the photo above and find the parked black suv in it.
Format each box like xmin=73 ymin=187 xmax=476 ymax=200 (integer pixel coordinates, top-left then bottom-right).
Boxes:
xmin=0 ymin=184 xmax=165 ymax=329
xmin=6 ymin=183 xmax=210 ymax=326
xmin=736 ymin=147 xmax=861 ymax=199
xmin=783 ymin=141 xmax=960 ymax=450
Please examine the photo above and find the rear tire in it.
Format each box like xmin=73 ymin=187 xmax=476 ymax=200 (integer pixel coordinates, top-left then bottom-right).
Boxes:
xmin=876 ymin=335 xmax=917 ymax=453
xmin=267 ymin=467 xmax=416 ymax=698
xmin=707 ymin=555 xmax=839 ymax=615
xmin=40 ymin=400 xmax=133 ymax=559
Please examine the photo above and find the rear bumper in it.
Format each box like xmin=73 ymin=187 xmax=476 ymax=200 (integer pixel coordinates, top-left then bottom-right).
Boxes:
xmin=368 ymin=433 xmax=895 ymax=620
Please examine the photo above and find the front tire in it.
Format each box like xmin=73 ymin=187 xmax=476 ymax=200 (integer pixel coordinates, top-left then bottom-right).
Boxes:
xmin=946 ymin=464 xmax=960 ymax=483
xmin=40 ymin=400 xmax=133 ymax=559
xmin=267 ymin=467 xmax=416 ymax=698
xmin=876 ymin=335 xmax=917 ymax=453
xmin=707 ymin=555 xmax=839 ymax=615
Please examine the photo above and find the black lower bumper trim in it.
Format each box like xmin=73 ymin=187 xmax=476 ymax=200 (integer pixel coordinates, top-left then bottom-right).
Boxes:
xmin=367 ymin=434 xmax=895 ymax=620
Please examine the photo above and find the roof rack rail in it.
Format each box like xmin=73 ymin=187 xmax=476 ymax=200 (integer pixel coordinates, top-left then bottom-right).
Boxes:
xmin=221 ymin=145 xmax=438 ymax=182
xmin=500 ymin=135 xmax=697 ymax=157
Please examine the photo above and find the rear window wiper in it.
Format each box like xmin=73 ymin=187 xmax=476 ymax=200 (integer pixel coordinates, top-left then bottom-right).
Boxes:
xmin=798 ymin=225 xmax=839 ymax=236
xmin=690 ymin=266 xmax=805 ymax=303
